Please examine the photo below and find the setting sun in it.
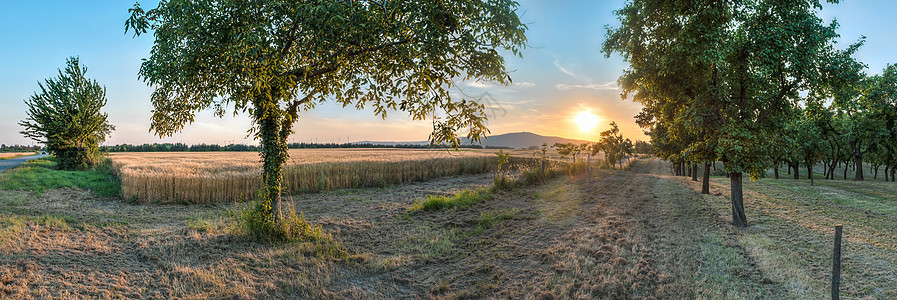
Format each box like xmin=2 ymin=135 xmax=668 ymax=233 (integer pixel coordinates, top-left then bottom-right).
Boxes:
xmin=573 ymin=111 xmax=600 ymax=133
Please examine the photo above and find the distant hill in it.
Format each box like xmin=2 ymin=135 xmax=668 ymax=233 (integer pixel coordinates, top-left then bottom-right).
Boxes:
xmin=355 ymin=132 xmax=590 ymax=149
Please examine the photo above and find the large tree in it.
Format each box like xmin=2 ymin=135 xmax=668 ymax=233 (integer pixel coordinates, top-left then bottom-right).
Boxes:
xmin=604 ymin=0 xmax=851 ymax=227
xmin=20 ymin=57 xmax=114 ymax=170
xmin=125 ymin=1 xmax=526 ymax=220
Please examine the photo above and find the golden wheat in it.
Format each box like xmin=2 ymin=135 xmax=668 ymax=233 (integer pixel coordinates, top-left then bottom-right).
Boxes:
xmin=110 ymin=149 xmax=537 ymax=204
xmin=0 ymin=152 xmax=35 ymax=159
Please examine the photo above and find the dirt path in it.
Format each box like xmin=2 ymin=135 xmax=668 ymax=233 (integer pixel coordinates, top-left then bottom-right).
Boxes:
xmin=1 ymin=160 xmax=786 ymax=298
xmin=314 ymin=159 xmax=782 ymax=298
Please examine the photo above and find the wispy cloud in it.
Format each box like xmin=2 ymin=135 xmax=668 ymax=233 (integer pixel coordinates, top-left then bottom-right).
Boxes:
xmin=465 ymin=81 xmax=491 ymax=88
xmin=553 ymin=59 xmax=578 ymax=78
xmin=555 ymin=81 xmax=619 ymax=91
xmin=514 ymin=81 xmax=536 ymax=87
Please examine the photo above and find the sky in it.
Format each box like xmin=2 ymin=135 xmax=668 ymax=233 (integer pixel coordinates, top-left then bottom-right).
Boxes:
xmin=1 ymin=1 xmax=895 ymax=147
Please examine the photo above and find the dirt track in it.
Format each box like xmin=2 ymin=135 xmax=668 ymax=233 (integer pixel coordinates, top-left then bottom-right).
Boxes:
xmin=0 ymin=159 xmax=785 ymax=298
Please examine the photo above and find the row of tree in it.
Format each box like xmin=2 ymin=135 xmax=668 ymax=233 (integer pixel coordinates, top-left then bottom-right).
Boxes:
xmin=603 ymin=0 xmax=894 ymax=228
xmin=550 ymin=121 xmax=645 ymax=170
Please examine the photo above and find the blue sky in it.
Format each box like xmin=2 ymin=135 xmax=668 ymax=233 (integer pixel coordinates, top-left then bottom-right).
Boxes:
xmin=0 ymin=1 xmax=894 ymax=146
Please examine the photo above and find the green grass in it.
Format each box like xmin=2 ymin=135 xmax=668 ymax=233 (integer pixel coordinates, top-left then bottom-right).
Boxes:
xmin=410 ymin=187 xmax=493 ymax=211
xmin=0 ymin=157 xmax=121 ymax=198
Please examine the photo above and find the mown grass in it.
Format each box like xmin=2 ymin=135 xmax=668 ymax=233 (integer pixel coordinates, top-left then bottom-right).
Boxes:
xmin=0 ymin=157 xmax=120 ymax=198
xmin=694 ymin=170 xmax=897 ymax=299
xmin=400 ymin=208 xmax=520 ymax=260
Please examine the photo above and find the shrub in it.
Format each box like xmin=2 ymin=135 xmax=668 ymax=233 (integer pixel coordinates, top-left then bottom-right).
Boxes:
xmin=237 ymin=199 xmax=328 ymax=244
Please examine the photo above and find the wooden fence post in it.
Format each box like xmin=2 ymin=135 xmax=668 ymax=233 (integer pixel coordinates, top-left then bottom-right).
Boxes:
xmin=832 ymin=224 xmax=843 ymax=300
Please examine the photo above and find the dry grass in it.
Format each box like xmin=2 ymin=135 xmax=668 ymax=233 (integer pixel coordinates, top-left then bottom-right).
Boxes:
xmin=8 ymin=157 xmax=892 ymax=298
xmin=110 ymin=149 xmax=537 ymax=203
xmin=0 ymin=153 xmax=34 ymax=160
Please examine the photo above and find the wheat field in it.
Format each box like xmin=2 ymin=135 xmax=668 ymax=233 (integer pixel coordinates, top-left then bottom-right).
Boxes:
xmin=110 ymin=149 xmax=536 ymax=203
xmin=0 ymin=152 xmax=35 ymax=159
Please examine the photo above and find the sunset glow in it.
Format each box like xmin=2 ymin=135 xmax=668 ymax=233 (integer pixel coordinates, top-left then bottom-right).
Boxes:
xmin=573 ymin=110 xmax=600 ymax=133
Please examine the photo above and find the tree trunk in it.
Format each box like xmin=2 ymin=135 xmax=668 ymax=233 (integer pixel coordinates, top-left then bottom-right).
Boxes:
xmin=256 ymin=101 xmax=288 ymax=222
xmin=587 ymin=155 xmax=591 ymax=174
xmin=730 ymin=172 xmax=748 ymax=228
xmin=702 ymin=162 xmax=711 ymax=194
xmin=808 ymin=164 xmax=814 ymax=186
xmin=828 ymin=160 xmax=838 ymax=180
xmin=774 ymin=162 xmax=779 ymax=179
xmin=874 ymin=166 xmax=879 ymax=179
xmin=692 ymin=163 xmax=698 ymax=181
xmin=852 ymin=141 xmax=864 ymax=181
xmin=843 ymin=162 xmax=848 ymax=180
xmin=891 ymin=166 xmax=897 ymax=182
xmin=793 ymin=162 xmax=799 ymax=179
xmin=885 ymin=166 xmax=889 ymax=181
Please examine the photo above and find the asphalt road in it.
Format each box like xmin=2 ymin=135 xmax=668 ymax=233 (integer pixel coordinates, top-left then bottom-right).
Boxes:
xmin=0 ymin=154 xmax=48 ymax=173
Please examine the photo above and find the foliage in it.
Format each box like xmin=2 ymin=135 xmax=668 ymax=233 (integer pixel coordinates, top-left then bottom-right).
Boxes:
xmin=19 ymin=57 xmax=114 ymax=170
xmin=552 ymin=143 xmax=576 ymax=163
xmin=634 ymin=140 xmax=652 ymax=155
xmin=0 ymin=157 xmax=121 ymax=198
xmin=598 ymin=122 xmax=632 ymax=169
xmin=126 ymin=0 xmax=527 ymax=222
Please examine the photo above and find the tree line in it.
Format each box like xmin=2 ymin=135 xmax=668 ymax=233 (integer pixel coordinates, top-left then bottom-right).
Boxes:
xmin=99 ymin=142 xmax=513 ymax=152
xmin=0 ymin=144 xmax=42 ymax=153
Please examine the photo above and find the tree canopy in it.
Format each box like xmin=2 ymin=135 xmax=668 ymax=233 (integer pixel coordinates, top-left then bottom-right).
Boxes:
xmin=603 ymin=0 xmax=858 ymax=227
xmin=125 ymin=0 xmax=527 ymax=224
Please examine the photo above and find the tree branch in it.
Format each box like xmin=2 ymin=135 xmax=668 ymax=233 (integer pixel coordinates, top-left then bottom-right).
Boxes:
xmin=756 ymin=79 xmax=799 ymax=124
xmin=284 ymin=38 xmax=412 ymax=81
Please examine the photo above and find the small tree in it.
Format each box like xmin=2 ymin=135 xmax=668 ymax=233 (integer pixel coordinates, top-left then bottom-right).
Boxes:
xmin=553 ymin=143 xmax=576 ymax=164
xmin=598 ymin=122 xmax=624 ymax=169
xmin=19 ymin=57 xmax=114 ymax=170
xmin=539 ymin=143 xmax=549 ymax=173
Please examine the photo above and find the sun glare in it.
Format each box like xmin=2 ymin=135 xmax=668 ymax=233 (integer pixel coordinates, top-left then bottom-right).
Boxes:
xmin=574 ymin=111 xmax=600 ymax=133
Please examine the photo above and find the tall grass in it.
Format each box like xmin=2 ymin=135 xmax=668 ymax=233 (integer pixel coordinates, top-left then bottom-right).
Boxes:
xmin=112 ymin=149 xmax=540 ymax=204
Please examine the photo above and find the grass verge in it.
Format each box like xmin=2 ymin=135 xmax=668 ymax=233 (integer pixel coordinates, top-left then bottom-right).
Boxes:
xmin=0 ymin=157 xmax=121 ymax=198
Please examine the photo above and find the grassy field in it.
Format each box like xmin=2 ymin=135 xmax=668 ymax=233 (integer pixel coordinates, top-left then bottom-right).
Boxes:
xmin=1 ymin=156 xmax=894 ymax=298
xmin=110 ymin=149 xmax=541 ymax=203
xmin=0 ymin=157 xmax=120 ymax=197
